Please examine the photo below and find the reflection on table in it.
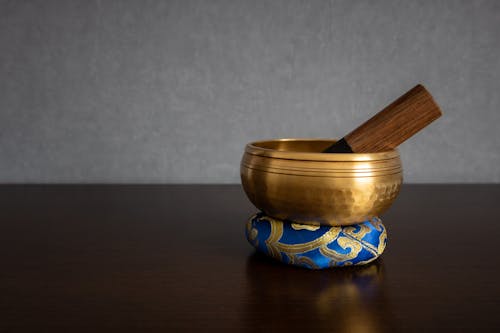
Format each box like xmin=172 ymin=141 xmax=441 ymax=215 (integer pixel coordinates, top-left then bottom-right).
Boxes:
xmin=244 ymin=252 xmax=393 ymax=332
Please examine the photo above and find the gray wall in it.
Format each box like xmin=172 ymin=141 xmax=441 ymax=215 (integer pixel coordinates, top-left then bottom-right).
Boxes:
xmin=1 ymin=0 xmax=499 ymax=183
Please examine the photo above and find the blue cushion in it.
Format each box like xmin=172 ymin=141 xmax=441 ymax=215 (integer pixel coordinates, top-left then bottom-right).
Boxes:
xmin=246 ymin=212 xmax=387 ymax=269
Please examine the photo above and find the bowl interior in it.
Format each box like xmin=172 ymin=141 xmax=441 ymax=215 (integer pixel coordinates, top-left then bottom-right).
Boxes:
xmin=247 ymin=139 xmax=398 ymax=162
xmin=252 ymin=139 xmax=336 ymax=153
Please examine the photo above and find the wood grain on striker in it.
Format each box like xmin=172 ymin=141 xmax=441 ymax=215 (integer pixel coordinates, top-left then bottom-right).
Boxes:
xmin=344 ymin=85 xmax=442 ymax=152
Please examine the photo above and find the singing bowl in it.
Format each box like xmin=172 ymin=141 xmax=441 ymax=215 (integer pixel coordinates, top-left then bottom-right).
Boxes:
xmin=240 ymin=139 xmax=402 ymax=226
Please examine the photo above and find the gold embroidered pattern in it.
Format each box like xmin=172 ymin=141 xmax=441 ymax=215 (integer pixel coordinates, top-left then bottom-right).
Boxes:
xmin=291 ymin=223 xmax=321 ymax=231
xmin=261 ymin=215 xmax=341 ymax=255
xmin=247 ymin=213 xmax=387 ymax=268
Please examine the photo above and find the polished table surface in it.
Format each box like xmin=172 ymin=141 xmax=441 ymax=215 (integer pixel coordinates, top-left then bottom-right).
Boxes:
xmin=1 ymin=184 xmax=499 ymax=332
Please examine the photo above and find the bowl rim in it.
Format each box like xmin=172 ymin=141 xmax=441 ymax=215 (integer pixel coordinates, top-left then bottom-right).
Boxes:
xmin=245 ymin=138 xmax=399 ymax=162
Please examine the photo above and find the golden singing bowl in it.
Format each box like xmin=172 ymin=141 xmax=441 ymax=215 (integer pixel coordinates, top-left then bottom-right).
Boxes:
xmin=240 ymin=139 xmax=403 ymax=226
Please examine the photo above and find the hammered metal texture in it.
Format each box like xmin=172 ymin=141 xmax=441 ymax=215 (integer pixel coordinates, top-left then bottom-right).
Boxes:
xmin=240 ymin=139 xmax=402 ymax=226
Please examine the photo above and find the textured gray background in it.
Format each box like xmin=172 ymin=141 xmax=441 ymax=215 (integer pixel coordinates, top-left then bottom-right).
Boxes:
xmin=1 ymin=0 xmax=499 ymax=183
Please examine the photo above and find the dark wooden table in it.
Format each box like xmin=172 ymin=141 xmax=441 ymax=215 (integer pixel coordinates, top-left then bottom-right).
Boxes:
xmin=1 ymin=184 xmax=499 ymax=332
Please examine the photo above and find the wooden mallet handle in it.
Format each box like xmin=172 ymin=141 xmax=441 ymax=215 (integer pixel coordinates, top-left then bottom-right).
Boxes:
xmin=323 ymin=84 xmax=442 ymax=153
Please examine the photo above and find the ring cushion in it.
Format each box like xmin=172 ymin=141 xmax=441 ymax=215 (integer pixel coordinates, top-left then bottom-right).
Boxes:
xmin=246 ymin=212 xmax=387 ymax=269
